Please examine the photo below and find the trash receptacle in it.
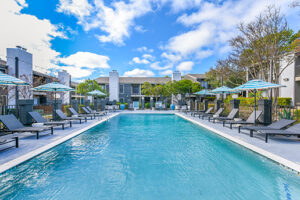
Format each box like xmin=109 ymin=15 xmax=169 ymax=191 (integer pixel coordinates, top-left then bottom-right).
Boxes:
xmin=120 ymin=104 xmax=125 ymax=110
xmin=170 ymin=104 xmax=175 ymax=110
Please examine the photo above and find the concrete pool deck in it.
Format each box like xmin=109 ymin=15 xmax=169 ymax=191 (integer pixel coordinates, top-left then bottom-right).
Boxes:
xmin=1 ymin=110 xmax=300 ymax=174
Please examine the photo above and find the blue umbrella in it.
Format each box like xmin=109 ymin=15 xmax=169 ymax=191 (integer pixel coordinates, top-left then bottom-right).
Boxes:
xmin=194 ymin=89 xmax=215 ymax=96
xmin=210 ymin=86 xmax=237 ymax=94
xmin=233 ymin=79 xmax=285 ymax=125
xmin=87 ymin=90 xmax=106 ymax=96
xmin=0 ymin=71 xmax=30 ymax=86
xmin=33 ymin=82 xmax=74 ymax=119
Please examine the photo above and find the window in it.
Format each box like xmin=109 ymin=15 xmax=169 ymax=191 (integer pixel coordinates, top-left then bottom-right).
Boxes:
xmin=132 ymin=84 xmax=140 ymax=94
xmin=120 ymin=98 xmax=124 ymax=103
xmin=119 ymin=84 xmax=124 ymax=94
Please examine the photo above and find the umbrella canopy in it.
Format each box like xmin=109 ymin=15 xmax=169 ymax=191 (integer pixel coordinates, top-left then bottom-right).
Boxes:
xmin=33 ymin=82 xmax=74 ymax=92
xmin=194 ymin=89 xmax=215 ymax=96
xmin=88 ymin=90 xmax=106 ymax=96
xmin=0 ymin=72 xmax=30 ymax=86
xmin=232 ymin=79 xmax=284 ymax=91
xmin=211 ymin=86 xmax=237 ymax=94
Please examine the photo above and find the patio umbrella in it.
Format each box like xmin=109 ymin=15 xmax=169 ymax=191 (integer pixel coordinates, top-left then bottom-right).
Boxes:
xmin=87 ymin=90 xmax=106 ymax=96
xmin=33 ymin=82 xmax=74 ymax=119
xmin=194 ymin=89 xmax=215 ymax=96
xmin=233 ymin=79 xmax=285 ymax=125
xmin=210 ymin=86 xmax=238 ymax=106
xmin=0 ymin=71 xmax=30 ymax=86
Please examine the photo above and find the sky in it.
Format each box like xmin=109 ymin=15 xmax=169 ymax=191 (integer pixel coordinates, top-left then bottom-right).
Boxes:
xmin=0 ymin=0 xmax=299 ymax=82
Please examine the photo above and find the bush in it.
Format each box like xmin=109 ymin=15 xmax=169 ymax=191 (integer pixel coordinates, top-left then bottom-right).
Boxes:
xmin=145 ymin=102 xmax=151 ymax=109
xmin=205 ymin=96 xmax=216 ymax=101
xmin=64 ymin=105 xmax=72 ymax=117
xmin=78 ymin=104 xmax=85 ymax=114
xmin=208 ymin=103 xmax=215 ymax=112
xmin=89 ymin=104 xmax=94 ymax=109
xmin=277 ymin=98 xmax=292 ymax=106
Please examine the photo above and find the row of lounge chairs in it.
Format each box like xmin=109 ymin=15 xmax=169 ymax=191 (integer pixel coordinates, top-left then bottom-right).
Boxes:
xmin=0 ymin=106 xmax=107 ymax=151
xmin=186 ymin=107 xmax=299 ymax=143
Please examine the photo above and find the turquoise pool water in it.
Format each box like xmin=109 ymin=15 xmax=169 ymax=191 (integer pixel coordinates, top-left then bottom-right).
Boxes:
xmin=0 ymin=114 xmax=300 ymax=200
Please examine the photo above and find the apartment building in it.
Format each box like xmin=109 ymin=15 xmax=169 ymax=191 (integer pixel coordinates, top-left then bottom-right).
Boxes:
xmin=95 ymin=70 xmax=207 ymax=103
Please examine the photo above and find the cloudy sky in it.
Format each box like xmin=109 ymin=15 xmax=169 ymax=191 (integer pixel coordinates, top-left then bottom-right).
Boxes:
xmin=0 ymin=0 xmax=299 ymax=81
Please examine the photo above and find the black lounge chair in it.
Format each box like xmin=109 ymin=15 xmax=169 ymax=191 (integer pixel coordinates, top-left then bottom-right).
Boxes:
xmin=0 ymin=136 xmax=19 ymax=152
xmin=29 ymin=111 xmax=72 ymax=129
xmin=257 ymin=123 xmax=300 ymax=143
xmin=87 ymin=106 xmax=107 ymax=115
xmin=223 ymin=110 xmax=263 ymax=129
xmin=82 ymin=107 xmax=104 ymax=119
xmin=196 ymin=107 xmax=214 ymax=118
xmin=239 ymin=119 xmax=296 ymax=137
xmin=210 ymin=108 xmax=239 ymax=123
xmin=56 ymin=110 xmax=86 ymax=123
xmin=0 ymin=114 xmax=53 ymax=139
xmin=191 ymin=109 xmax=206 ymax=117
xmin=202 ymin=108 xmax=224 ymax=120
xmin=68 ymin=107 xmax=93 ymax=120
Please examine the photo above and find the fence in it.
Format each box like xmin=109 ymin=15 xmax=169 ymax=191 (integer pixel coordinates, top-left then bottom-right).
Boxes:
xmin=273 ymin=105 xmax=300 ymax=122
xmin=0 ymin=105 xmax=18 ymax=116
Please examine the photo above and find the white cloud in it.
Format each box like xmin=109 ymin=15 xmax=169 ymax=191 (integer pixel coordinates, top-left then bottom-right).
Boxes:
xmin=160 ymin=69 xmax=173 ymax=76
xmin=124 ymin=68 xmax=154 ymax=77
xmin=60 ymin=66 xmax=93 ymax=78
xmin=161 ymin=52 xmax=182 ymax=62
xmin=59 ymin=52 xmax=110 ymax=69
xmin=195 ymin=49 xmax=213 ymax=59
xmin=165 ymin=23 xmax=215 ymax=56
xmin=0 ymin=0 xmax=65 ymax=74
xmin=132 ymin=57 xmax=150 ymax=64
xmin=137 ymin=46 xmax=154 ymax=53
xmin=56 ymin=0 xmax=92 ymax=21
xmin=159 ymin=0 xmax=202 ymax=13
xmin=176 ymin=61 xmax=194 ymax=71
xmin=150 ymin=62 xmax=172 ymax=70
xmin=142 ymin=54 xmax=154 ymax=60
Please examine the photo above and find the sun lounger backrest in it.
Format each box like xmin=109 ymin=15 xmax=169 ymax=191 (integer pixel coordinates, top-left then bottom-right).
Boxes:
xmin=86 ymin=106 xmax=93 ymax=112
xmin=56 ymin=109 xmax=67 ymax=120
xmin=228 ymin=109 xmax=239 ymax=119
xmin=205 ymin=107 xmax=213 ymax=114
xmin=82 ymin=107 xmax=91 ymax=114
xmin=268 ymin=119 xmax=296 ymax=129
xmin=28 ymin=112 xmax=47 ymax=123
xmin=246 ymin=110 xmax=263 ymax=123
xmin=215 ymin=108 xmax=224 ymax=116
xmin=68 ymin=107 xmax=79 ymax=116
xmin=286 ymin=123 xmax=300 ymax=132
xmin=0 ymin=114 xmax=24 ymax=130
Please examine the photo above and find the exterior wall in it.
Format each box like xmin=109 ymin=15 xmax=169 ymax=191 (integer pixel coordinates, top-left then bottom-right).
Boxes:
xmin=172 ymin=71 xmax=181 ymax=81
xmin=119 ymin=84 xmax=132 ymax=103
xmin=279 ymin=56 xmax=296 ymax=105
xmin=295 ymin=55 xmax=300 ymax=105
xmin=109 ymin=70 xmax=119 ymax=101
xmin=7 ymin=47 xmax=33 ymax=105
xmin=58 ymin=70 xmax=71 ymax=104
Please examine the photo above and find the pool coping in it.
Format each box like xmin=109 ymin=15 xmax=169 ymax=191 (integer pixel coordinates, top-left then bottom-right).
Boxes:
xmin=175 ymin=112 xmax=300 ymax=174
xmin=0 ymin=113 xmax=120 ymax=174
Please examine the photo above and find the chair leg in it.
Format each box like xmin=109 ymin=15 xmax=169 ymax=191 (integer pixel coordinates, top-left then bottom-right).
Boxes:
xmin=230 ymin=123 xmax=232 ymax=129
xmin=265 ymin=134 xmax=268 ymax=143
xmin=36 ymin=132 xmax=39 ymax=139
xmin=223 ymin=121 xmax=225 ymax=127
xmin=79 ymin=119 xmax=82 ymax=124
xmin=62 ymin=124 xmax=64 ymax=130
xmin=51 ymin=127 xmax=54 ymax=135
xmin=15 ymin=137 xmax=19 ymax=148
xmin=238 ymin=126 xmax=241 ymax=133
xmin=70 ymin=121 xmax=72 ymax=127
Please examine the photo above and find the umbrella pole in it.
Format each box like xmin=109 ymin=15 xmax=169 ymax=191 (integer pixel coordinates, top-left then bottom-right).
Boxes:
xmin=54 ymin=89 xmax=57 ymax=120
xmin=254 ymin=89 xmax=257 ymax=126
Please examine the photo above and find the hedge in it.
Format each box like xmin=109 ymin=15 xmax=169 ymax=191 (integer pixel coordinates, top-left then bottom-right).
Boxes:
xmin=78 ymin=104 xmax=85 ymax=114
xmin=64 ymin=105 xmax=72 ymax=117
xmin=277 ymin=98 xmax=292 ymax=106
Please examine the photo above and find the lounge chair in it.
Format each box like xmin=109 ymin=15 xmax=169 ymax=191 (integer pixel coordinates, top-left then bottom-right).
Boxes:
xmin=82 ymin=107 xmax=104 ymax=119
xmin=201 ymin=108 xmax=224 ymax=120
xmin=56 ymin=110 xmax=86 ymax=123
xmin=68 ymin=107 xmax=93 ymax=120
xmin=239 ymin=119 xmax=296 ymax=137
xmin=210 ymin=108 xmax=239 ymax=123
xmin=257 ymin=123 xmax=300 ymax=143
xmin=29 ymin=111 xmax=72 ymax=129
xmin=0 ymin=114 xmax=53 ymax=139
xmin=86 ymin=106 xmax=107 ymax=115
xmin=0 ymin=136 xmax=19 ymax=151
xmin=196 ymin=107 xmax=214 ymax=118
xmin=192 ymin=107 xmax=213 ymax=117
xmin=223 ymin=110 xmax=263 ymax=129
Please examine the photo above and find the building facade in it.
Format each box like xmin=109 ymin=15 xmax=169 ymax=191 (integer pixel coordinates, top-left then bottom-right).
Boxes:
xmin=95 ymin=70 xmax=207 ymax=104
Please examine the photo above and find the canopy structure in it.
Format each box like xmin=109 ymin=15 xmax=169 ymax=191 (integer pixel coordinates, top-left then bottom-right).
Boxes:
xmin=194 ymin=89 xmax=215 ymax=96
xmin=233 ymin=79 xmax=285 ymax=125
xmin=33 ymin=82 xmax=74 ymax=120
xmin=87 ymin=90 xmax=106 ymax=96
xmin=0 ymin=72 xmax=30 ymax=86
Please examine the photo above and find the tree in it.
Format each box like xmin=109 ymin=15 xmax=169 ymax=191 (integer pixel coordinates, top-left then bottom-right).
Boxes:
xmin=76 ymin=80 xmax=106 ymax=96
xmin=170 ymin=80 xmax=201 ymax=103
xmin=152 ymin=84 xmax=164 ymax=101
xmin=141 ymin=82 xmax=153 ymax=97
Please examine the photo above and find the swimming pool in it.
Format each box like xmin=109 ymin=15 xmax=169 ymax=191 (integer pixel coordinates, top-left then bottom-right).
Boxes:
xmin=0 ymin=114 xmax=300 ymax=199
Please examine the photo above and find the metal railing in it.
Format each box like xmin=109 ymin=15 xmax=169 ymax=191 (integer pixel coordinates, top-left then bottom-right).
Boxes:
xmin=273 ymin=105 xmax=300 ymax=121
xmin=0 ymin=105 xmax=18 ymax=116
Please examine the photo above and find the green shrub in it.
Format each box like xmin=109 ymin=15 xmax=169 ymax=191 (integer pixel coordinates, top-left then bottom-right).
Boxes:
xmin=64 ymin=105 xmax=72 ymax=117
xmin=277 ymin=98 xmax=292 ymax=106
xmin=205 ymin=96 xmax=216 ymax=101
xmin=89 ymin=104 xmax=94 ymax=109
xmin=145 ymin=102 xmax=151 ymax=109
xmin=208 ymin=103 xmax=215 ymax=112
xmin=78 ymin=104 xmax=85 ymax=114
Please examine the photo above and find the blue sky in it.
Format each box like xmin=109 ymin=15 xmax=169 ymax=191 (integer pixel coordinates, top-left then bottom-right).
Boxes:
xmin=0 ymin=0 xmax=299 ymax=82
